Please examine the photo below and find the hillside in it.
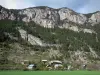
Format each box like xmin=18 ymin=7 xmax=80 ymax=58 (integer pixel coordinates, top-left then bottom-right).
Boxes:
xmin=0 ymin=5 xmax=100 ymax=70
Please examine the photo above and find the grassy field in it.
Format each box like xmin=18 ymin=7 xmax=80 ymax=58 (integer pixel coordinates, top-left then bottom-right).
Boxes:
xmin=0 ymin=71 xmax=100 ymax=75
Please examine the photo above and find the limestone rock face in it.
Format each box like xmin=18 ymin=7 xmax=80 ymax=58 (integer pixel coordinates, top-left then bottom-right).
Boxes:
xmin=18 ymin=28 xmax=44 ymax=46
xmin=0 ymin=8 xmax=9 ymax=20
xmin=19 ymin=7 xmax=60 ymax=28
xmin=0 ymin=5 xmax=100 ymax=28
xmin=19 ymin=7 xmax=88 ymax=27
xmin=0 ymin=6 xmax=16 ymax=20
xmin=89 ymin=11 xmax=100 ymax=25
xmin=58 ymin=8 xmax=87 ymax=24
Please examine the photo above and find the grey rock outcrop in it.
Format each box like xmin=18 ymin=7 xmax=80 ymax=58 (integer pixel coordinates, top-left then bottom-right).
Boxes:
xmin=89 ymin=11 xmax=100 ymax=25
xmin=19 ymin=7 xmax=60 ymax=28
xmin=58 ymin=8 xmax=87 ymax=24
xmin=19 ymin=7 xmax=88 ymax=27
xmin=0 ymin=6 xmax=16 ymax=20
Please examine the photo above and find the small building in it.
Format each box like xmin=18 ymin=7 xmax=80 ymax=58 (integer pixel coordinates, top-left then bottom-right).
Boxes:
xmin=41 ymin=60 xmax=48 ymax=65
xmin=54 ymin=64 xmax=63 ymax=69
xmin=27 ymin=64 xmax=36 ymax=70
xmin=48 ymin=60 xmax=63 ymax=69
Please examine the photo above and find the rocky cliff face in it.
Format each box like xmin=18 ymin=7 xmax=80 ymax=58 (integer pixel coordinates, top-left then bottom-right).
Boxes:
xmin=0 ymin=6 xmax=16 ymax=20
xmin=0 ymin=5 xmax=100 ymax=28
xmin=88 ymin=11 xmax=100 ymax=25
xmin=19 ymin=7 xmax=60 ymax=28
xmin=19 ymin=7 xmax=88 ymax=27
xmin=58 ymin=8 xmax=87 ymax=24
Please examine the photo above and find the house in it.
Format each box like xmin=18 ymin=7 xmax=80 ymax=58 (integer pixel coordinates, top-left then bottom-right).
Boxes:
xmin=54 ymin=64 xmax=63 ymax=69
xmin=48 ymin=60 xmax=63 ymax=69
xmin=27 ymin=64 xmax=36 ymax=70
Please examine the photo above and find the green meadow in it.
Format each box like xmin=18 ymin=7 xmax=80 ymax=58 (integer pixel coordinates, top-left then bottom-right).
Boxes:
xmin=0 ymin=71 xmax=100 ymax=75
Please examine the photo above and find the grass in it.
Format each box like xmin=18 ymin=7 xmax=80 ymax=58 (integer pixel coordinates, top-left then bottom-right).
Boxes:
xmin=0 ymin=71 xmax=100 ymax=75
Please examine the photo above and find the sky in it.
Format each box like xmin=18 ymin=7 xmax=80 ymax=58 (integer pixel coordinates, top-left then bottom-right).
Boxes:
xmin=0 ymin=0 xmax=100 ymax=14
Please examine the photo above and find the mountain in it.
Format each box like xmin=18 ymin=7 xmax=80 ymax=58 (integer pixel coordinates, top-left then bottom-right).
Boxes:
xmin=0 ymin=5 xmax=100 ymax=70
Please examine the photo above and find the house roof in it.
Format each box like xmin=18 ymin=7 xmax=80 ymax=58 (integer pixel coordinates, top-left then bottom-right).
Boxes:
xmin=42 ymin=60 xmax=48 ymax=62
xmin=28 ymin=64 xmax=35 ymax=67
xmin=49 ymin=60 xmax=62 ymax=64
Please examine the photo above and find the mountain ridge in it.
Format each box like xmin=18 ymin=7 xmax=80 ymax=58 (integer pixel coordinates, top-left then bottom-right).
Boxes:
xmin=0 ymin=5 xmax=100 ymax=27
xmin=0 ymin=5 xmax=100 ymax=70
